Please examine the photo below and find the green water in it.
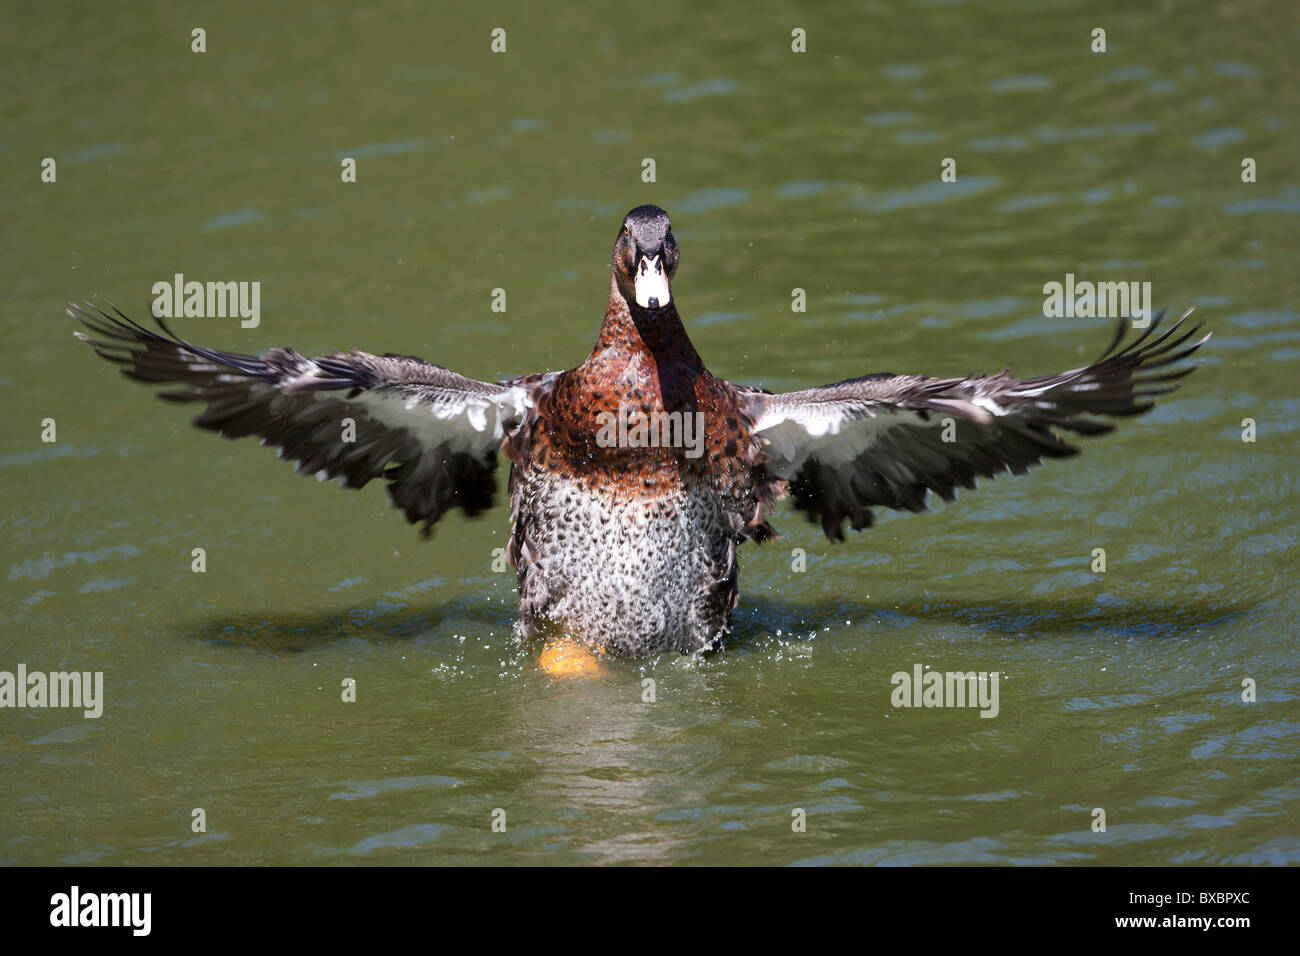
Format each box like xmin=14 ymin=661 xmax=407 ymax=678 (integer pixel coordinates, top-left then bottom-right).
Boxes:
xmin=2 ymin=1 xmax=1297 ymax=865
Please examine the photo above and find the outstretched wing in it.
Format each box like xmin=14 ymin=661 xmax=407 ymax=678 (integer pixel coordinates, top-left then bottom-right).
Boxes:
xmin=737 ymin=308 xmax=1210 ymax=540
xmin=72 ymin=302 xmax=549 ymax=536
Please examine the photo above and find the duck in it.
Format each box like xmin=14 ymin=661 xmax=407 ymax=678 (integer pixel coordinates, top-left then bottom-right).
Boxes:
xmin=72 ymin=204 xmax=1210 ymax=657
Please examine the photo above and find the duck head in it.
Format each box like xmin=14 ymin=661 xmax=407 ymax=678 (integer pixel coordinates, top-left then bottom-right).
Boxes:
xmin=612 ymin=204 xmax=679 ymax=312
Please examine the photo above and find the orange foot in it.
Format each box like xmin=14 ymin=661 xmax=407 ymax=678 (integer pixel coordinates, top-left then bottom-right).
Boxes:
xmin=538 ymin=637 xmax=606 ymax=678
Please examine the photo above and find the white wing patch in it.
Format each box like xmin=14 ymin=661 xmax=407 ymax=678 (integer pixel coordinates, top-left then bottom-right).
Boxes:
xmin=356 ymin=383 xmax=531 ymax=456
xmin=752 ymin=384 xmax=1020 ymax=479
xmin=755 ymin=404 xmax=936 ymax=478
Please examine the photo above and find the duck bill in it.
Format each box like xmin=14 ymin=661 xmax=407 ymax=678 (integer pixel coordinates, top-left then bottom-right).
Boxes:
xmin=634 ymin=254 xmax=671 ymax=310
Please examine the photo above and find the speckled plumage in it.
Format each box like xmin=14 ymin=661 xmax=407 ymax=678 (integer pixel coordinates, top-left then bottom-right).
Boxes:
xmin=503 ymin=269 xmax=777 ymax=653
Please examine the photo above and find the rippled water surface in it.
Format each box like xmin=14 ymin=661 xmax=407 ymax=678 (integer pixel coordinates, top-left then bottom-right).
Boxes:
xmin=2 ymin=1 xmax=1297 ymax=864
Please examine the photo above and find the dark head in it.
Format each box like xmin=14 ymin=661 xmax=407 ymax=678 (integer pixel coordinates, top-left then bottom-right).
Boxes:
xmin=612 ymin=205 xmax=679 ymax=312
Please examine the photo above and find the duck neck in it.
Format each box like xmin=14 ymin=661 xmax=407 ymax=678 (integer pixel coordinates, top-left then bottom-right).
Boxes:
xmin=592 ymin=272 xmax=703 ymax=369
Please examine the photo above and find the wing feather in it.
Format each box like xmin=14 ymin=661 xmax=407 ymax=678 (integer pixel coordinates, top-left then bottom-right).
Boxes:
xmin=72 ymin=302 xmax=548 ymax=536
xmin=739 ymin=308 xmax=1210 ymax=540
